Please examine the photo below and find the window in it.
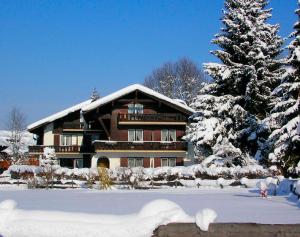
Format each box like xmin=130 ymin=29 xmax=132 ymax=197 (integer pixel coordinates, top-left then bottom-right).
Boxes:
xmin=75 ymin=159 xmax=83 ymax=168
xmin=61 ymin=135 xmax=73 ymax=146
xmin=128 ymin=129 xmax=143 ymax=141
xmin=128 ymin=158 xmax=144 ymax=167
xmin=91 ymin=134 xmax=100 ymax=142
xmin=161 ymin=129 xmax=176 ymax=141
xmin=128 ymin=103 xmax=143 ymax=114
xmin=161 ymin=158 xmax=176 ymax=167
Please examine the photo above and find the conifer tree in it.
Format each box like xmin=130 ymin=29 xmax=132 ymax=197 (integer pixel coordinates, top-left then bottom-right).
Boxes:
xmin=185 ymin=0 xmax=284 ymax=166
xmin=266 ymin=1 xmax=300 ymax=175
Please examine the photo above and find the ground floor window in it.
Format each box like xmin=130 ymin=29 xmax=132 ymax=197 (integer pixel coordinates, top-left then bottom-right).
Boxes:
xmin=128 ymin=158 xmax=143 ymax=167
xmin=161 ymin=158 xmax=176 ymax=167
xmin=59 ymin=158 xmax=83 ymax=169
xmin=75 ymin=159 xmax=83 ymax=168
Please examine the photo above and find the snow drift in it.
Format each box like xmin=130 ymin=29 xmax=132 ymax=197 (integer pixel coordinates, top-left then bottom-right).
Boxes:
xmin=0 ymin=199 xmax=215 ymax=237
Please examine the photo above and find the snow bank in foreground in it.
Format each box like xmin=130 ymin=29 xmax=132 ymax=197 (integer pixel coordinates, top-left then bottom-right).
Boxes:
xmin=0 ymin=199 xmax=215 ymax=237
xmin=195 ymin=209 xmax=217 ymax=231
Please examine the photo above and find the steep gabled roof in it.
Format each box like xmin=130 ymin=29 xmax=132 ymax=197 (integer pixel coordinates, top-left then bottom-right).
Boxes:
xmin=27 ymin=99 xmax=92 ymax=131
xmin=82 ymin=84 xmax=194 ymax=113
xmin=27 ymin=84 xmax=194 ymax=132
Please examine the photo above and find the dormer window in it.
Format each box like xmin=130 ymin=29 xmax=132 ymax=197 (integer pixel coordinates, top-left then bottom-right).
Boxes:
xmin=128 ymin=103 xmax=143 ymax=114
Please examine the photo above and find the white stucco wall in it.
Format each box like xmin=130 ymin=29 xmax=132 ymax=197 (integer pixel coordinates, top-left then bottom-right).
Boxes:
xmin=109 ymin=158 xmax=121 ymax=169
xmin=43 ymin=123 xmax=54 ymax=146
xmin=91 ymin=155 xmax=120 ymax=169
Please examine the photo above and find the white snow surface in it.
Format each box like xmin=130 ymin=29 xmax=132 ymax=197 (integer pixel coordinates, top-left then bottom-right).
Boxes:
xmin=0 ymin=188 xmax=298 ymax=225
xmin=0 ymin=198 xmax=194 ymax=237
xmin=195 ymin=208 xmax=217 ymax=231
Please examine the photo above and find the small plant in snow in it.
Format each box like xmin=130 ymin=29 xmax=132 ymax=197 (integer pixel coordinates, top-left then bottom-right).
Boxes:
xmin=40 ymin=147 xmax=58 ymax=189
xmin=98 ymin=167 xmax=112 ymax=190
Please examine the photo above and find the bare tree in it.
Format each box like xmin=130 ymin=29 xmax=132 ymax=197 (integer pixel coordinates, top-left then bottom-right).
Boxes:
xmin=144 ymin=58 xmax=207 ymax=105
xmin=5 ymin=107 xmax=27 ymax=164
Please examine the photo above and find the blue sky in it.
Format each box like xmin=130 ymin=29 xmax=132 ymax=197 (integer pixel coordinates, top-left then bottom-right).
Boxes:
xmin=0 ymin=0 xmax=297 ymax=127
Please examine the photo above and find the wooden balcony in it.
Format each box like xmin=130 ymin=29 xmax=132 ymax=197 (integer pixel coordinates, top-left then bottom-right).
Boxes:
xmin=62 ymin=123 xmax=102 ymax=132
xmin=93 ymin=141 xmax=187 ymax=152
xmin=117 ymin=113 xmax=187 ymax=125
xmin=29 ymin=145 xmax=94 ymax=154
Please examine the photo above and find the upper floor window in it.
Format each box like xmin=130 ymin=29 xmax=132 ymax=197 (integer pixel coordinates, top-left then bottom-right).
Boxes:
xmin=60 ymin=134 xmax=73 ymax=146
xmin=161 ymin=129 xmax=176 ymax=141
xmin=128 ymin=103 xmax=143 ymax=114
xmin=128 ymin=129 xmax=143 ymax=141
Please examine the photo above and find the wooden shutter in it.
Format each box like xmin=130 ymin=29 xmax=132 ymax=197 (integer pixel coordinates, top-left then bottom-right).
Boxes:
xmin=54 ymin=134 xmax=60 ymax=146
xmin=120 ymin=158 xmax=128 ymax=167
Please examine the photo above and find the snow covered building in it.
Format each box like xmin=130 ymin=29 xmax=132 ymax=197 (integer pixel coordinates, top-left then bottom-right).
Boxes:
xmin=27 ymin=84 xmax=194 ymax=169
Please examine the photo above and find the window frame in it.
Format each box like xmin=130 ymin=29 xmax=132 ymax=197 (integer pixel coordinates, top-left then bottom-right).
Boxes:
xmin=128 ymin=129 xmax=143 ymax=141
xmin=60 ymin=134 xmax=73 ymax=146
xmin=128 ymin=103 xmax=144 ymax=114
xmin=128 ymin=158 xmax=144 ymax=168
xmin=161 ymin=129 xmax=176 ymax=141
xmin=161 ymin=157 xmax=176 ymax=167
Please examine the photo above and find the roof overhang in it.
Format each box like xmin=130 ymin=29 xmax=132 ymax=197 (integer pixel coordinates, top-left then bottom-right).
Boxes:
xmin=82 ymin=84 xmax=195 ymax=115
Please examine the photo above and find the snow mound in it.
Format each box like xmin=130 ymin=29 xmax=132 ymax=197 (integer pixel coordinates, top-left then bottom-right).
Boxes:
xmin=0 ymin=199 xmax=194 ymax=237
xmin=256 ymin=181 xmax=267 ymax=190
xmin=0 ymin=200 xmax=16 ymax=230
xmin=139 ymin=199 xmax=190 ymax=220
xmin=195 ymin=208 xmax=217 ymax=231
xmin=0 ymin=200 xmax=16 ymax=210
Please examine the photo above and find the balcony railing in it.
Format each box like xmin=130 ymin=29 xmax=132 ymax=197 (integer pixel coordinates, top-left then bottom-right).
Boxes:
xmin=62 ymin=123 xmax=102 ymax=131
xmin=93 ymin=141 xmax=187 ymax=151
xmin=29 ymin=145 xmax=94 ymax=153
xmin=63 ymin=123 xmax=83 ymax=130
xmin=118 ymin=113 xmax=186 ymax=123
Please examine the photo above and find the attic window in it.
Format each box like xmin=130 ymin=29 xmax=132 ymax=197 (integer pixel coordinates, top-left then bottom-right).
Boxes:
xmin=128 ymin=103 xmax=143 ymax=114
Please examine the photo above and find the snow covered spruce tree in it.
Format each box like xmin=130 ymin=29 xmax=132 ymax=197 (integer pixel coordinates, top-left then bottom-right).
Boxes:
xmin=185 ymin=0 xmax=284 ymax=167
xmin=266 ymin=2 xmax=300 ymax=175
xmin=41 ymin=147 xmax=58 ymax=189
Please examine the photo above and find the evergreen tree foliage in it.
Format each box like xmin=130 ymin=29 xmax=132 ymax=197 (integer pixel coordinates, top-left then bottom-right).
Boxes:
xmin=185 ymin=0 xmax=284 ymax=166
xmin=266 ymin=2 xmax=300 ymax=175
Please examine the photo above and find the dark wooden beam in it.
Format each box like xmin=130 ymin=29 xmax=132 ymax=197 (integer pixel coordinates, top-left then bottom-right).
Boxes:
xmin=99 ymin=114 xmax=111 ymax=119
xmin=98 ymin=118 xmax=110 ymax=140
xmin=134 ymin=90 xmax=138 ymax=103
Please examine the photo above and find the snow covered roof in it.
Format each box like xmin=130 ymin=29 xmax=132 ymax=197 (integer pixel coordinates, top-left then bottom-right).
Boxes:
xmin=27 ymin=84 xmax=194 ymax=132
xmin=27 ymin=99 xmax=92 ymax=131
xmin=82 ymin=84 xmax=195 ymax=113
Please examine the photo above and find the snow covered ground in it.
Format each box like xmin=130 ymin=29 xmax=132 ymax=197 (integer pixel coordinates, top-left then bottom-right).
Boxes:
xmin=0 ymin=187 xmax=299 ymax=223
xmin=0 ymin=186 xmax=299 ymax=237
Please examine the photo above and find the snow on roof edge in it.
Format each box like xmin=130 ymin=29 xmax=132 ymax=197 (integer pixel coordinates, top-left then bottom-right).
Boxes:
xmin=27 ymin=99 xmax=92 ymax=131
xmin=82 ymin=84 xmax=195 ymax=113
xmin=27 ymin=84 xmax=195 ymax=132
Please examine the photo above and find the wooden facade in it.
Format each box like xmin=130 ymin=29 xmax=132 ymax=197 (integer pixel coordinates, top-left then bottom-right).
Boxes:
xmin=28 ymin=85 xmax=193 ymax=169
